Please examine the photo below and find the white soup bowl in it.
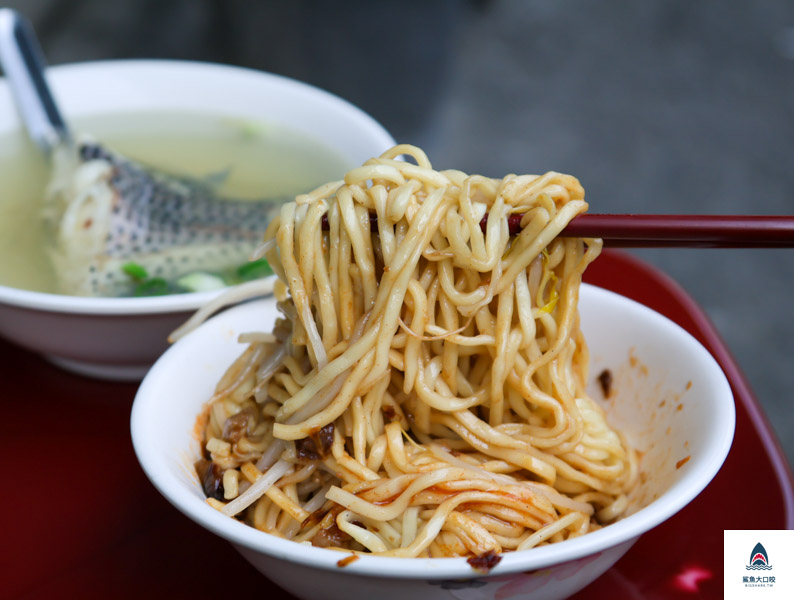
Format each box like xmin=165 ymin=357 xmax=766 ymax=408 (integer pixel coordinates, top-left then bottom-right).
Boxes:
xmin=0 ymin=59 xmax=395 ymax=380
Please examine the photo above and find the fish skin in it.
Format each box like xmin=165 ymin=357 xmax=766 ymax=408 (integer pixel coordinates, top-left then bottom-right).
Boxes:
xmin=50 ymin=142 xmax=285 ymax=297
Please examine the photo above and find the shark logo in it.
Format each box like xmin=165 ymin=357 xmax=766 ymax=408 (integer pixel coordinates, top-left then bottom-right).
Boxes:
xmin=746 ymin=542 xmax=773 ymax=571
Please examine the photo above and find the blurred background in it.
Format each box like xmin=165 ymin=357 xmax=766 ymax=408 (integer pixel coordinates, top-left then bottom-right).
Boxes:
xmin=5 ymin=0 xmax=794 ymax=464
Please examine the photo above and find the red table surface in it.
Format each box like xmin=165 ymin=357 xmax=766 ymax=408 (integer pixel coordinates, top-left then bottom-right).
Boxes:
xmin=1 ymin=249 xmax=792 ymax=599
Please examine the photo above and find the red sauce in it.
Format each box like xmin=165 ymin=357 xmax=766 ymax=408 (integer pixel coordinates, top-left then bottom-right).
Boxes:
xmin=676 ymin=456 xmax=691 ymax=469
xmin=192 ymin=405 xmax=210 ymax=445
xmin=372 ymin=491 xmax=403 ymax=506
xmin=336 ymin=555 xmax=359 ymax=568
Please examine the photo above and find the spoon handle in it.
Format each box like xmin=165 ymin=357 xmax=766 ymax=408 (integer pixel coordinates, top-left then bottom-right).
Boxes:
xmin=0 ymin=9 xmax=71 ymax=153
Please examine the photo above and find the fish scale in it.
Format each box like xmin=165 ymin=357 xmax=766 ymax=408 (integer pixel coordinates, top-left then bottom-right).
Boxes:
xmin=47 ymin=142 xmax=283 ymax=297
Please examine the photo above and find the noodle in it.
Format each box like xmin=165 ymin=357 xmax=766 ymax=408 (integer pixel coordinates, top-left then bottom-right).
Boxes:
xmin=193 ymin=145 xmax=637 ymax=559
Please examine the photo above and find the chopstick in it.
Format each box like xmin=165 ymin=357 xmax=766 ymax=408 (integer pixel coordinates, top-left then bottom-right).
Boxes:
xmin=555 ymin=214 xmax=794 ymax=248
xmin=320 ymin=213 xmax=794 ymax=248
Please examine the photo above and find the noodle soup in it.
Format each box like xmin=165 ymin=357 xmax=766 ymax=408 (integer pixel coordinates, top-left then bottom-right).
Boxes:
xmin=0 ymin=111 xmax=348 ymax=295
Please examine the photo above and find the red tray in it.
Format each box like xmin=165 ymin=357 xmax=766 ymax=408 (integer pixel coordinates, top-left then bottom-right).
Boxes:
xmin=2 ymin=249 xmax=792 ymax=599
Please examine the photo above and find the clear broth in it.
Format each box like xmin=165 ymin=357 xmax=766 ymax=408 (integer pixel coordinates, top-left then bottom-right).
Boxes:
xmin=0 ymin=111 xmax=350 ymax=293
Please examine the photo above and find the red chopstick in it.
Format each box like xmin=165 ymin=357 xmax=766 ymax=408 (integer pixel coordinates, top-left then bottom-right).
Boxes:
xmin=555 ymin=214 xmax=794 ymax=248
xmin=500 ymin=214 xmax=794 ymax=247
xmin=319 ymin=213 xmax=794 ymax=248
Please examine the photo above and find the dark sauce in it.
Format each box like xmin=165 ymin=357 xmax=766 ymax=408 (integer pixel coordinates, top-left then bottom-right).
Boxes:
xmin=382 ymin=405 xmax=397 ymax=422
xmin=311 ymin=523 xmax=352 ymax=548
xmin=467 ymin=550 xmax=502 ymax=574
xmin=222 ymin=407 xmax=255 ymax=443
xmin=597 ymin=369 xmax=613 ymax=397
xmin=302 ymin=507 xmax=326 ymax=529
xmin=315 ymin=423 xmax=335 ymax=455
xmin=195 ymin=458 xmax=225 ymax=501
xmin=296 ymin=437 xmax=321 ymax=461
xmin=297 ymin=423 xmax=336 ymax=461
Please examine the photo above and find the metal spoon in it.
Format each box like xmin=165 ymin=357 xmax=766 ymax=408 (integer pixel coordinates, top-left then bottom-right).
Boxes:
xmin=0 ymin=8 xmax=71 ymax=154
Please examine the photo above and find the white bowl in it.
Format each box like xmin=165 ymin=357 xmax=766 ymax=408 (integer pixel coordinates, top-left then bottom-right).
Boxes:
xmin=0 ymin=59 xmax=395 ymax=380
xmin=131 ymin=283 xmax=735 ymax=600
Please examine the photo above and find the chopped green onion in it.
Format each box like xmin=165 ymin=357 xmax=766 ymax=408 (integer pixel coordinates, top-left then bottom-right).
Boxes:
xmin=134 ymin=277 xmax=170 ymax=297
xmin=122 ymin=262 xmax=149 ymax=281
xmin=237 ymin=259 xmax=273 ymax=282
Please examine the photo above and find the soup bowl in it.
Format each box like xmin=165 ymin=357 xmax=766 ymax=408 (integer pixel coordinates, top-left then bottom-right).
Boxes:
xmin=0 ymin=59 xmax=395 ymax=380
xmin=131 ymin=283 xmax=735 ymax=600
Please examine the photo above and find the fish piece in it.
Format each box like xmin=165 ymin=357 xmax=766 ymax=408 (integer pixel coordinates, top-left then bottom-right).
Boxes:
xmin=43 ymin=140 xmax=283 ymax=297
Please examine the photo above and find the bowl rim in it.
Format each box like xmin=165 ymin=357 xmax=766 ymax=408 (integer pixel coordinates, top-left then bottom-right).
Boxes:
xmin=130 ymin=283 xmax=736 ymax=579
xmin=0 ymin=58 xmax=396 ymax=314
xmin=0 ymin=279 xmax=272 ymax=314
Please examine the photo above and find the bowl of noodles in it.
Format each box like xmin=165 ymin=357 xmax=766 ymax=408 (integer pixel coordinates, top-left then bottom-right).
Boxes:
xmin=0 ymin=60 xmax=395 ymax=380
xmin=132 ymin=146 xmax=735 ymax=600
